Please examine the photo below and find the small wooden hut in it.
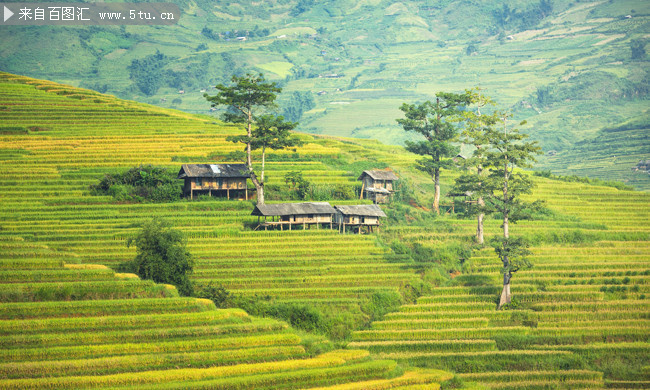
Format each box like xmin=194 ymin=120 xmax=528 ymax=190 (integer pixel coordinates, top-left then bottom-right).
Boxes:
xmin=251 ymin=202 xmax=336 ymax=230
xmin=334 ymin=204 xmax=387 ymax=234
xmin=177 ymin=164 xmax=250 ymax=200
xmin=358 ymin=170 xmax=399 ymax=203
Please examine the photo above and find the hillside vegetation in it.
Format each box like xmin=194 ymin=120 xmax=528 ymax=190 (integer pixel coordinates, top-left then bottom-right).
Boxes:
xmin=0 ymin=73 xmax=649 ymax=388
xmin=0 ymin=0 xmax=648 ymax=189
xmin=0 ymin=73 xmax=456 ymax=388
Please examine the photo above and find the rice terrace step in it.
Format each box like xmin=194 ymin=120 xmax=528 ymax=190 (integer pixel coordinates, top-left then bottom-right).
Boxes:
xmin=1 ymin=6 xmax=649 ymax=385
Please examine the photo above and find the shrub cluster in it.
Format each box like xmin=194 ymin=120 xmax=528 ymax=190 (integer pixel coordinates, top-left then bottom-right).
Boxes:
xmin=90 ymin=165 xmax=181 ymax=202
xmin=265 ymin=182 xmax=360 ymax=202
xmin=120 ymin=219 xmax=194 ymax=296
xmin=390 ymin=240 xmax=472 ymax=275
xmin=193 ymin=285 xmax=404 ymax=341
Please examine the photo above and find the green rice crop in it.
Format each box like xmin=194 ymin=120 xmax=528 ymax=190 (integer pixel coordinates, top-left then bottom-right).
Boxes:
xmin=0 ymin=309 xmax=248 ymax=335
xmin=0 ymin=332 xmax=301 ymax=362
xmin=0 ymin=345 xmax=307 ymax=379
xmin=0 ymin=280 xmax=178 ymax=302
xmin=0 ymin=349 xmax=369 ymax=389
xmin=1 ymin=317 xmax=288 ymax=349
xmin=0 ymin=297 xmax=216 ymax=320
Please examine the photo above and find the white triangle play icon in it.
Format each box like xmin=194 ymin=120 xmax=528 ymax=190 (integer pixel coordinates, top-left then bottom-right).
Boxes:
xmin=4 ymin=6 xmax=14 ymax=22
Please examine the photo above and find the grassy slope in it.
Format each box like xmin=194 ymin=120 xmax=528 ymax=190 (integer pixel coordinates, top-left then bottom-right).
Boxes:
xmin=353 ymin=178 xmax=650 ymax=388
xmin=0 ymin=0 xmax=648 ymax=189
xmin=0 ymin=74 xmax=453 ymax=388
xmin=0 ymin=73 xmax=648 ymax=388
xmin=538 ymin=114 xmax=650 ymax=191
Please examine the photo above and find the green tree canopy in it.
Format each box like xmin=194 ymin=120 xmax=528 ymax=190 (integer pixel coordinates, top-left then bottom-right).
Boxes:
xmin=452 ymin=88 xmax=499 ymax=244
xmin=128 ymin=50 xmax=169 ymax=96
xmin=126 ymin=218 xmax=194 ymax=296
xmin=205 ymin=73 xmax=300 ymax=204
xmin=396 ymin=91 xmax=472 ymax=213
xmin=483 ymin=115 xmax=542 ymax=308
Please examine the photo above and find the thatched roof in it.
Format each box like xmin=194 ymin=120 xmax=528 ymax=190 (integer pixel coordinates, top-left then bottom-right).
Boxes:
xmin=358 ymin=170 xmax=399 ymax=181
xmin=251 ymin=202 xmax=336 ymax=216
xmin=335 ymin=204 xmax=386 ymax=217
xmin=177 ymin=164 xmax=250 ymax=179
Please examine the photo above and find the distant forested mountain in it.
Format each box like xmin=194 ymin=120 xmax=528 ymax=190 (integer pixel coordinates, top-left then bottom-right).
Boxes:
xmin=1 ymin=0 xmax=647 ymax=189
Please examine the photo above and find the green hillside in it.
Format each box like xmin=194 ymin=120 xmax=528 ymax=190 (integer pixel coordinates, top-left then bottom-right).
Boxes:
xmin=539 ymin=114 xmax=650 ymax=191
xmin=0 ymin=73 xmax=456 ymax=388
xmin=1 ymin=0 xmax=648 ymax=188
xmin=1 ymin=73 xmax=649 ymax=389
xmin=352 ymin=181 xmax=650 ymax=388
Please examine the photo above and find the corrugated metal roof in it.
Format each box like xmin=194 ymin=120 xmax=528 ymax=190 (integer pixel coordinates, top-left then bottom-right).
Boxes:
xmin=365 ymin=187 xmax=390 ymax=194
xmin=335 ymin=204 xmax=387 ymax=217
xmin=251 ymin=202 xmax=336 ymax=216
xmin=177 ymin=164 xmax=250 ymax=179
xmin=358 ymin=170 xmax=399 ymax=181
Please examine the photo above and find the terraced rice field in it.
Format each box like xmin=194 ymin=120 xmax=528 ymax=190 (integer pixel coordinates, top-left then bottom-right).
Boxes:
xmin=1 ymin=72 xmax=648 ymax=389
xmin=353 ymin=179 xmax=650 ymax=389
xmin=0 ymin=72 xmax=424 ymax=308
xmin=0 ymin=230 xmax=454 ymax=388
xmin=0 ymin=73 xmax=456 ymax=388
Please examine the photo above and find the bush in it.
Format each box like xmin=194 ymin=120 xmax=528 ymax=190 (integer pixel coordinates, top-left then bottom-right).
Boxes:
xmin=107 ymin=184 xmax=130 ymax=201
xmin=284 ymin=171 xmax=311 ymax=200
xmin=385 ymin=203 xmax=439 ymax=225
xmin=267 ymin=303 xmax=324 ymax=333
xmin=124 ymin=218 xmax=194 ymax=296
xmin=423 ymin=266 xmax=450 ymax=287
xmin=441 ymin=376 xmax=465 ymax=389
xmin=150 ymin=183 xmax=183 ymax=202
xmin=230 ymin=295 xmax=372 ymax=341
xmin=0 ymin=127 xmax=28 ymax=135
xmin=90 ymin=165 xmax=181 ymax=203
xmin=309 ymin=184 xmax=357 ymax=201
xmin=208 ymin=150 xmax=247 ymax=162
xmin=391 ymin=178 xmax=416 ymax=204
xmin=361 ymin=291 xmax=403 ymax=322
xmin=194 ymin=282 xmax=231 ymax=307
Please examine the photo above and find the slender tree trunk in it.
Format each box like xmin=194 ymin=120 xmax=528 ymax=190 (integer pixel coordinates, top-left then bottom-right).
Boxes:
xmin=245 ymin=112 xmax=264 ymax=204
xmin=261 ymin=145 xmax=266 ymax=184
xmin=246 ymin=115 xmax=253 ymax=168
xmin=498 ymin=161 xmax=511 ymax=309
xmin=433 ymin=98 xmax=441 ymax=215
xmin=498 ymin=272 xmax=511 ymax=308
xmin=250 ymin=172 xmax=264 ymax=204
xmin=476 ymin=204 xmax=484 ymax=244
xmin=433 ymin=168 xmax=440 ymax=215
xmin=476 ymin=163 xmax=484 ymax=245
xmin=502 ymin=163 xmax=509 ymax=240
xmin=498 ymin=249 xmax=512 ymax=309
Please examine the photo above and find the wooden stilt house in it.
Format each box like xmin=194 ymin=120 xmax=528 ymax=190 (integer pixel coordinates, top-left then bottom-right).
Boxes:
xmin=251 ymin=202 xmax=336 ymax=231
xmin=358 ymin=170 xmax=399 ymax=203
xmin=334 ymin=204 xmax=386 ymax=234
xmin=177 ymin=164 xmax=251 ymax=200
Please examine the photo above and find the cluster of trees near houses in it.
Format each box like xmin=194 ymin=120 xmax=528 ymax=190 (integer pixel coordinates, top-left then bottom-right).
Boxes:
xmin=395 ymin=87 xmax=542 ymax=308
xmin=203 ymin=73 xmax=542 ymax=308
xmin=109 ymin=72 xmax=542 ymax=310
